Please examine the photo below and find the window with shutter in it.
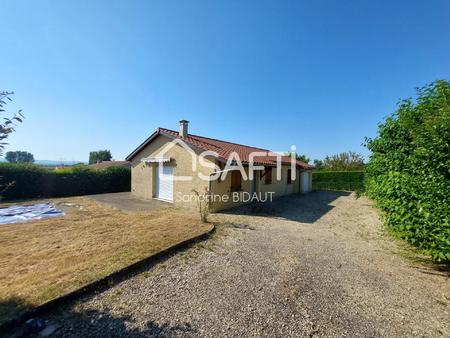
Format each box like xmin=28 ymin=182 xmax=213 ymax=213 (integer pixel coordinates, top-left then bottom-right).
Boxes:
xmin=216 ymin=161 xmax=225 ymax=183
xmin=264 ymin=167 xmax=272 ymax=185
xmin=287 ymin=169 xmax=292 ymax=184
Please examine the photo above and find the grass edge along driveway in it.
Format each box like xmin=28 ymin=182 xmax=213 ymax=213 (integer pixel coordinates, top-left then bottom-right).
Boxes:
xmin=0 ymin=196 xmax=212 ymax=325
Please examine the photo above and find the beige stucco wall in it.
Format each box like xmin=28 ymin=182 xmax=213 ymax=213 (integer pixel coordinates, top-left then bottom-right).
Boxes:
xmin=209 ymin=165 xmax=304 ymax=212
xmin=257 ymin=166 xmax=300 ymax=196
xmin=209 ymin=166 xmax=253 ymax=212
xmin=130 ymin=134 xmax=214 ymax=211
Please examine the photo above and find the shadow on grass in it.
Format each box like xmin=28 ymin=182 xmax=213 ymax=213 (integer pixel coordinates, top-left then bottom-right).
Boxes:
xmin=0 ymin=297 xmax=33 ymax=329
xmin=219 ymin=190 xmax=351 ymax=224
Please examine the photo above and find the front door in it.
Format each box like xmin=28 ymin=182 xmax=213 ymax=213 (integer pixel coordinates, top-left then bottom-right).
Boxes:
xmin=301 ymin=171 xmax=310 ymax=193
xmin=251 ymin=171 xmax=258 ymax=195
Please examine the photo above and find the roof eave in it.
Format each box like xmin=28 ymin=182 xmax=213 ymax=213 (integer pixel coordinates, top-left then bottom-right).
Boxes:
xmin=125 ymin=128 xmax=161 ymax=161
xmin=126 ymin=128 xmax=228 ymax=162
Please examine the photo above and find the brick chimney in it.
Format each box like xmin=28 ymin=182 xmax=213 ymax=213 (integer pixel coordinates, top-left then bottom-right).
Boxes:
xmin=179 ymin=120 xmax=189 ymax=138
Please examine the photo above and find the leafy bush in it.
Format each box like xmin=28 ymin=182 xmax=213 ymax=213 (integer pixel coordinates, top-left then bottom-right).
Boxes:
xmin=0 ymin=163 xmax=130 ymax=199
xmin=312 ymin=171 xmax=365 ymax=191
xmin=365 ymin=80 xmax=450 ymax=263
xmin=313 ymin=151 xmax=365 ymax=171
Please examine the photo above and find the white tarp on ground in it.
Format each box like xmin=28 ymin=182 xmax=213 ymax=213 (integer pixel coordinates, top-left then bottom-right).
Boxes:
xmin=0 ymin=203 xmax=65 ymax=224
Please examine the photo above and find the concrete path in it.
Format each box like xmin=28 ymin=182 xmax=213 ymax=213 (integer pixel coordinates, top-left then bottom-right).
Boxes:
xmin=87 ymin=192 xmax=170 ymax=213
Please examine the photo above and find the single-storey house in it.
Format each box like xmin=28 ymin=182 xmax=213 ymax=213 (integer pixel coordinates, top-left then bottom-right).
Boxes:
xmin=126 ymin=120 xmax=313 ymax=212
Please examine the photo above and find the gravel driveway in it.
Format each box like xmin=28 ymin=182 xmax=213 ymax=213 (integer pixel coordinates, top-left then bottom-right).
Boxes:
xmin=44 ymin=191 xmax=449 ymax=337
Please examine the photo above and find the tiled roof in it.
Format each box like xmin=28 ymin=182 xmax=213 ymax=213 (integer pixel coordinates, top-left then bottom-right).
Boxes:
xmin=88 ymin=161 xmax=131 ymax=169
xmin=127 ymin=128 xmax=313 ymax=170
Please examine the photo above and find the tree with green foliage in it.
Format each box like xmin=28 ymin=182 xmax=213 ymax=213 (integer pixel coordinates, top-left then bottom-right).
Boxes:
xmin=314 ymin=151 xmax=365 ymax=171
xmin=365 ymin=80 xmax=450 ymax=263
xmin=0 ymin=91 xmax=23 ymax=156
xmin=287 ymin=152 xmax=310 ymax=164
xmin=313 ymin=159 xmax=324 ymax=170
xmin=5 ymin=151 xmax=34 ymax=163
xmin=89 ymin=150 xmax=112 ymax=164
xmin=0 ymin=91 xmax=24 ymax=196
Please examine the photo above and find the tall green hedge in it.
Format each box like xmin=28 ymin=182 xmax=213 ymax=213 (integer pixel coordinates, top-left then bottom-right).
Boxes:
xmin=312 ymin=171 xmax=365 ymax=191
xmin=0 ymin=163 xmax=131 ymax=200
xmin=365 ymin=80 xmax=450 ymax=263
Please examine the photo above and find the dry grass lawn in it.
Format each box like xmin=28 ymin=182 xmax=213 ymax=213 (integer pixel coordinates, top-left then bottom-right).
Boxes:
xmin=0 ymin=197 xmax=212 ymax=325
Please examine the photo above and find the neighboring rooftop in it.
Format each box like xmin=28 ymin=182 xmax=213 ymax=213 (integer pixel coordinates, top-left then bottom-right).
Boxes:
xmin=88 ymin=161 xmax=131 ymax=170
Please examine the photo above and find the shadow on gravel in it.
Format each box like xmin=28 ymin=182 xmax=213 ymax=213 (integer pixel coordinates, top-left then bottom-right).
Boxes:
xmin=1 ymin=297 xmax=196 ymax=337
xmin=219 ymin=190 xmax=351 ymax=224
xmin=50 ymin=308 xmax=196 ymax=338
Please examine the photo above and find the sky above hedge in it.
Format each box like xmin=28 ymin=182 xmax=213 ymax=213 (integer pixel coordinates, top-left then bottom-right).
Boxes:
xmin=2 ymin=0 xmax=450 ymax=162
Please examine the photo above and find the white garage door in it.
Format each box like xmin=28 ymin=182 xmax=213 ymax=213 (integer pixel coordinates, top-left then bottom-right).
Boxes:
xmin=155 ymin=166 xmax=174 ymax=202
xmin=301 ymin=172 xmax=311 ymax=193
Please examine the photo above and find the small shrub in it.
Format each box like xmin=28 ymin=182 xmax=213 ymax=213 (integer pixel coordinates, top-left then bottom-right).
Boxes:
xmin=192 ymin=188 xmax=211 ymax=223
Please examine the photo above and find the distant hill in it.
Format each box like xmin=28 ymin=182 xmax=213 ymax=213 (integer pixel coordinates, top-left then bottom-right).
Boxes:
xmin=35 ymin=160 xmax=87 ymax=166
xmin=0 ymin=158 xmax=87 ymax=166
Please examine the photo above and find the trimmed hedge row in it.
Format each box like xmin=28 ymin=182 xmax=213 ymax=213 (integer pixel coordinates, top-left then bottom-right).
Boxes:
xmin=0 ymin=163 xmax=130 ymax=200
xmin=365 ymin=80 xmax=450 ymax=263
xmin=312 ymin=171 xmax=365 ymax=191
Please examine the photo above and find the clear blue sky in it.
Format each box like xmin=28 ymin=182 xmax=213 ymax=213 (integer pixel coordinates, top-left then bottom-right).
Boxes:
xmin=2 ymin=0 xmax=449 ymax=162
